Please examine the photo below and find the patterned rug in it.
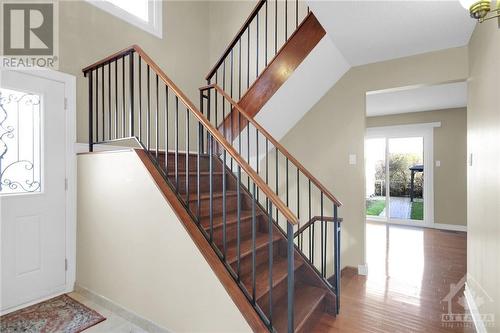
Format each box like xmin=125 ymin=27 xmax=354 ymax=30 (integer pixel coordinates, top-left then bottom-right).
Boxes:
xmin=0 ymin=294 xmax=105 ymax=333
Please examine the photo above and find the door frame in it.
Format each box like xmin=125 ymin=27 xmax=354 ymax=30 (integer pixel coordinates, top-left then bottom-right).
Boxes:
xmin=0 ymin=69 xmax=76 ymax=314
xmin=365 ymin=122 xmax=440 ymax=228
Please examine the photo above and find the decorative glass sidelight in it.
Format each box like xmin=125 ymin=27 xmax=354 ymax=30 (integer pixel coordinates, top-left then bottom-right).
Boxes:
xmin=0 ymin=88 xmax=42 ymax=195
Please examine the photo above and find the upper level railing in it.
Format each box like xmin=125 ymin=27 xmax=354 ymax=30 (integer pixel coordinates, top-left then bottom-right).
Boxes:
xmin=200 ymin=83 xmax=342 ymax=312
xmin=205 ymin=0 xmax=310 ymax=100
xmin=82 ymin=45 xmax=298 ymax=331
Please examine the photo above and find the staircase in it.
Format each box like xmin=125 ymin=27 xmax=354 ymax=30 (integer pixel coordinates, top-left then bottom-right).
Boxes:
xmin=82 ymin=2 xmax=342 ymax=332
xmin=205 ymin=0 xmax=326 ymax=139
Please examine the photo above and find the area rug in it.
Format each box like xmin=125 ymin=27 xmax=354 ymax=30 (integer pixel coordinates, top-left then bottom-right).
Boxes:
xmin=0 ymin=294 xmax=106 ymax=333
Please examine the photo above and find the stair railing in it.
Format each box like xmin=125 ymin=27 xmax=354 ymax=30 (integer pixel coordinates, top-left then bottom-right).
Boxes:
xmin=200 ymin=83 xmax=342 ymax=313
xmin=205 ymin=0 xmax=311 ymax=100
xmin=82 ymin=45 xmax=299 ymax=331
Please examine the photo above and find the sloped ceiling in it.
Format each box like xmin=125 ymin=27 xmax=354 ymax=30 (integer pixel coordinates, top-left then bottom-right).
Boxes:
xmin=308 ymin=0 xmax=476 ymax=66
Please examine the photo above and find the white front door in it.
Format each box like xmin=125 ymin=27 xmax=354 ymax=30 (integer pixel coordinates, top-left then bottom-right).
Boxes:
xmin=1 ymin=70 xmax=67 ymax=313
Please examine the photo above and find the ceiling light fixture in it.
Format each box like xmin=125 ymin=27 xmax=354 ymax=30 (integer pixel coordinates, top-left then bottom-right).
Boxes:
xmin=459 ymin=0 xmax=500 ymax=22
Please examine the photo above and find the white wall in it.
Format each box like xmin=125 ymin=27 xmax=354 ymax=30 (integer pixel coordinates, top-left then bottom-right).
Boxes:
xmin=467 ymin=19 xmax=500 ymax=332
xmin=77 ymin=151 xmax=251 ymax=333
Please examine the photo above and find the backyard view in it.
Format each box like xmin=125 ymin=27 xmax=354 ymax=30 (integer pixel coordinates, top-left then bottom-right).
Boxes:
xmin=365 ymin=137 xmax=424 ymax=221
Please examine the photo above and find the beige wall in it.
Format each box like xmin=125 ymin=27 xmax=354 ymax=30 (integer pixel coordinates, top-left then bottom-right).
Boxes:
xmin=208 ymin=1 xmax=255 ymax=67
xmin=278 ymin=47 xmax=469 ymax=268
xmin=77 ymin=151 xmax=251 ymax=332
xmin=59 ymin=1 xmax=210 ymax=143
xmin=467 ymin=21 xmax=500 ymax=331
xmin=367 ymin=108 xmax=467 ymax=227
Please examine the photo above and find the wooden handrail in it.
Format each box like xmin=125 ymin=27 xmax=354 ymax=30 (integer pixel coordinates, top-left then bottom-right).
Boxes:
xmin=294 ymin=216 xmax=343 ymax=238
xmin=205 ymin=0 xmax=266 ymax=81
xmin=200 ymin=83 xmax=343 ymax=207
xmin=82 ymin=45 xmax=298 ymax=226
xmin=82 ymin=45 xmax=135 ymax=74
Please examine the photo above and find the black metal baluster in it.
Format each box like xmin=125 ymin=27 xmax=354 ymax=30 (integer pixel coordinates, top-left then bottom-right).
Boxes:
xmin=175 ymin=96 xmax=179 ymax=192
xmin=320 ymin=191 xmax=324 ymax=277
xmin=285 ymin=0 xmax=288 ymax=41
xmin=266 ymin=138 xmax=269 ymax=210
xmin=238 ymin=39 xmax=241 ymax=100
xmin=115 ymin=61 xmax=118 ymax=139
xmin=268 ymin=202 xmax=273 ymax=327
xmin=256 ymin=12 xmax=259 ymax=78
xmin=275 ymin=151 xmax=279 ymax=224
xmin=165 ymin=85 xmax=169 ymax=173
xmin=222 ymin=146 xmax=227 ymax=258
xmin=286 ymin=157 xmax=289 ymax=206
xmin=108 ymin=63 xmax=111 ymax=140
xmin=230 ymin=103 xmax=234 ymax=170
xmin=95 ymin=67 xmax=99 ymax=143
xmin=222 ymin=62 xmax=226 ymax=135
xmin=247 ymin=25 xmax=250 ymax=90
xmin=265 ymin=1 xmax=268 ymax=66
xmin=287 ymin=221 xmax=295 ymax=333
xmin=197 ymin=121 xmax=201 ymax=221
xmin=295 ymin=0 xmax=298 ymax=28
xmin=129 ymin=52 xmax=134 ymax=137
xmin=101 ymin=66 xmax=104 ymax=141
xmin=147 ymin=65 xmax=151 ymax=150
xmin=139 ymin=57 xmax=142 ymax=142
xmin=309 ymin=179 xmax=312 ymax=263
xmin=122 ymin=57 xmax=126 ymax=137
xmin=156 ymin=74 xmax=159 ymax=159
xmin=256 ymin=129 xmax=259 ymax=201
xmin=87 ymin=71 xmax=93 ymax=152
xmin=251 ymin=182 xmax=257 ymax=303
xmin=209 ymin=135 xmax=214 ymax=241
xmin=275 ymin=0 xmax=278 ymax=55
xmin=186 ymin=107 xmax=190 ymax=207
xmin=334 ymin=204 xmax=340 ymax=314
xmin=215 ymin=72 xmax=218 ymax=129
xmin=238 ymin=108 xmax=241 ymax=155
xmin=247 ymin=121 xmax=250 ymax=189
xmin=230 ymin=49 xmax=234 ymax=102
xmin=297 ymin=169 xmax=300 ymax=250
xmin=237 ymin=165 xmax=241 ymax=279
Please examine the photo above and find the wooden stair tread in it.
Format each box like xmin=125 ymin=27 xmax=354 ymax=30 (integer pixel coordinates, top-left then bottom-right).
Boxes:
xmin=201 ymin=210 xmax=263 ymax=230
xmin=241 ymin=256 xmax=304 ymax=301
xmin=226 ymin=232 xmax=281 ymax=264
xmin=188 ymin=191 xmax=237 ymax=201
xmin=273 ymin=284 xmax=327 ymax=332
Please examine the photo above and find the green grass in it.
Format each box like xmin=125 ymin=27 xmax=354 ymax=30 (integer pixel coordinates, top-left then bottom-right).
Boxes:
xmin=411 ymin=201 xmax=424 ymax=220
xmin=366 ymin=199 xmax=386 ymax=216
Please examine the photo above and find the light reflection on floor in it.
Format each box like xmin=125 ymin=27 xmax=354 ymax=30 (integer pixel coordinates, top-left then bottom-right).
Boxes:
xmin=366 ymin=222 xmax=424 ymax=307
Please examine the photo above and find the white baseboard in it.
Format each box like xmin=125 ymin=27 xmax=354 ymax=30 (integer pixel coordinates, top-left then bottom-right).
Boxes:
xmin=464 ymin=282 xmax=487 ymax=333
xmin=74 ymin=142 xmax=132 ymax=154
xmin=357 ymin=264 xmax=368 ymax=276
xmin=432 ymin=223 xmax=467 ymax=232
xmin=74 ymin=285 xmax=171 ymax=333
xmin=366 ymin=219 xmax=467 ymax=232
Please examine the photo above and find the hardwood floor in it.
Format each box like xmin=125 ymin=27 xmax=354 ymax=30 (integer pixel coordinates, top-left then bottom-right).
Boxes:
xmin=314 ymin=222 xmax=474 ymax=333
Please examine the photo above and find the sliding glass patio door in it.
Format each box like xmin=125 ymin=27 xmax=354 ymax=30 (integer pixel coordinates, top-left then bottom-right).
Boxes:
xmin=366 ymin=125 xmax=434 ymax=225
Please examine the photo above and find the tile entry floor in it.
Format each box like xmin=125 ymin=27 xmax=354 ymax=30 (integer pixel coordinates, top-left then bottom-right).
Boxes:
xmin=66 ymin=292 xmax=147 ymax=333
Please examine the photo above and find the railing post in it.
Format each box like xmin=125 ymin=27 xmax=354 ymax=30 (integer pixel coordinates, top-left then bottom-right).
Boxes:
xmin=287 ymin=222 xmax=295 ymax=333
xmin=87 ymin=71 xmax=94 ymax=152
xmin=129 ymin=52 xmax=134 ymax=136
xmin=199 ymin=90 xmax=205 ymax=154
xmin=333 ymin=204 xmax=340 ymax=314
